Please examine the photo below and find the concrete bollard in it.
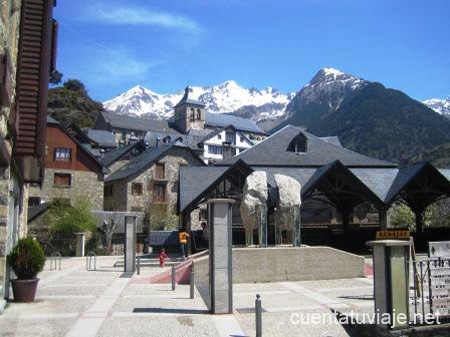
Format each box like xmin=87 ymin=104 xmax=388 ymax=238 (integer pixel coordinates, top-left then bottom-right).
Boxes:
xmin=136 ymin=256 xmax=141 ymax=275
xmin=171 ymin=265 xmax=176 ymax=291
xmin=256 ymin=294 xmax=262 ymax=337
xmin=190 ymin=269 xmax=195 ymax=299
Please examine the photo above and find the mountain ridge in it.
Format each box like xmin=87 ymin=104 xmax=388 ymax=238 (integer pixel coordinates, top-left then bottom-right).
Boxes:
xmin=103 ymin=81 xmax=295 ymax=122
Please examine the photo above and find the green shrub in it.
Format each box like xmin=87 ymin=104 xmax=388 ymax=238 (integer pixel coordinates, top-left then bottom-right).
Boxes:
xmin=7 ymin=237 xmax=46 ymax=279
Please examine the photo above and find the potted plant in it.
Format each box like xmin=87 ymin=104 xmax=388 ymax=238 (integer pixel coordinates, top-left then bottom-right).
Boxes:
xmin=6 ymin=237 xmax=46 ymax=302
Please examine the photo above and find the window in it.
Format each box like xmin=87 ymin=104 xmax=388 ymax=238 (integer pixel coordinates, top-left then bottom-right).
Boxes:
xmin=190 ymin=108 xmax=195 ymax=121
xmin=155 ymin=163 xmax=165 ymax=180
xmin=208 ymin=145 xmax=223 ymax=155
xmin=54 ymin=173 xmax=71 ymax=187
xmin=240 ymin=136 xmax=244 ymax=143
xmin=54 ymin=148 xmax=71 ymax=161
xmin=288 ymin=132 xmax=308 ymax=153
xmin=217 ymin=134 xmax=222 ymax=140
xmin=226 ymin=132 xmax=235 ymax=144
xmin=28 ymin=197 xmax=41 ymax=207
xmin=131 ymin=183 xmax=143 ymax=196
xmin=153 ymin=182 xmax=166 ymax=203
xmin=196 ymin=109 xmax=201 ymax=120
xmin=105 ymin=185 xmax=114 ymax=197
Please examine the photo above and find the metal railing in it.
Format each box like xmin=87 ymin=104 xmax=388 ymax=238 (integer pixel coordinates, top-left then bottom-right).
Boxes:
xmin=410 ymin=257 xmax=450 ymax=324
xmin=86 ymin=251 xmax=97 ymax=271
xmin=50 ymin=251 xmax=62 ymax=271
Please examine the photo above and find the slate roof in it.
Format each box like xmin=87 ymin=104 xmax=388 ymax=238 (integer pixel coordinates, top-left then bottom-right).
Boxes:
xmin=85 ymin=129 xmax=117 ymax=148
xmin=218 ymin=125 xmax=397 ymax=168
xmin=28 ymin=203 xmax=51 ymax=223
xmin=205 ymin=112 xmax=267 ymax=135
xmin=101 ymin=111 xmax=178 ymax=133
xmin=47 ymin=115 xmax=59 ymax=124
xmin=174 ymin=86 xmax=205 ymax=108
xmin=144 ymin=131 xmax=206 ymax=152
xmin=320 ymin=136 xmax=342 ymax=148
xmin=100 ymin=140 xmax=147 ymax=168
xmin=179 ymin=166 xmax=229 ymax=213
xmin=384 ymin=163 xmax=450 ymax=205
xmin=350 ymin=168 xmax=399 ymax=202
xmin=106 ymin=143 xmax=204 ymax=183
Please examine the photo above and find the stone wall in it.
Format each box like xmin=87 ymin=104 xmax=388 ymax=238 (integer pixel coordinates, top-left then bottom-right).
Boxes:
xmin=0 ymin=0 xmax=23 ymax=310
xmin=104 ymin=179 xmax=128 ymax=211
xmin=193 ymin=246 xmax=365 ymax=285
xmin=29 ymin=168 xmax=104 ymax=210
xmin=105 ymin=147 xmax=204 ymax=229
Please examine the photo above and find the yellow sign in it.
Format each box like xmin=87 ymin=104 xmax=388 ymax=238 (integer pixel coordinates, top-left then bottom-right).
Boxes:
xmin=376 ymin=230 xmax=410 ymax=240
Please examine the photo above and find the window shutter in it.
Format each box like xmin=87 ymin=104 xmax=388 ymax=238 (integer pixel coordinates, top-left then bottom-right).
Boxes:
xmin=16 ymin=0 xmax=55 ymax=158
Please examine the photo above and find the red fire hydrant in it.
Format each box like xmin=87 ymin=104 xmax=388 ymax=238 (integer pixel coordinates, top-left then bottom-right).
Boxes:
xmin=159 ymin=248 xmax=168 ymax=268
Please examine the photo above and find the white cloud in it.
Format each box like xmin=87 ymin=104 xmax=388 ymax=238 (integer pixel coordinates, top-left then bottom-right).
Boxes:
xmin=89 ymin=5 xmax=201 ymax=34
xmin=80 ymin=46 xmax=161 ymax=85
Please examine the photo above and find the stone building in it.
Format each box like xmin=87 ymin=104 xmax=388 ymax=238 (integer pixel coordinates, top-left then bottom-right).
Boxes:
xmin=94 ymin=111 xmax=178 ymax=145
xmin=104 ymin=143 xmax=205 ymax=229
xmin=0 ymin=0 xmax=57 ymax=311
xmin=95 ymin=86 xmax=268 ymax=164
xmin=28 ymin=117 xmax=107 ymax=210
xmin=173 ymin=86 xmax=206 ymax=133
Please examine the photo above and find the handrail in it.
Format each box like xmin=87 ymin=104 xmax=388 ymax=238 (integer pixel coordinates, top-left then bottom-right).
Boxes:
xmin=86 ymin=251 xmax=97 ymax=271
xmin=50 ymin=251 xmax=62 ymax=271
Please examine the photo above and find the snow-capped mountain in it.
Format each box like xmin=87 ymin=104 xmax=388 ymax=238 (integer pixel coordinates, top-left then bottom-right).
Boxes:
xmin=269 ymin=67 xmax=369 ymax=130
xmin=423 ymin=97 xmax=450 ymax=119
xmin=103 ymin=81 xmax=295 ymax=122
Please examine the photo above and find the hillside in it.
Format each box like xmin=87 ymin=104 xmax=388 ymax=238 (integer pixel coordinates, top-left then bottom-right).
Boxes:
xmin=48 ymin=80 xmax=104 ymax=128
xmin=308 ymin=83 xmax=450 ymax=164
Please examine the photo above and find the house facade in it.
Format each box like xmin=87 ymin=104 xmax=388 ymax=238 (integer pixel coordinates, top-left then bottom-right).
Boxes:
xmin=201 ymin=126 xmax=254 ymax=161
xmin=28 ymin=117 xmax=106 ymax=210
xmin=1 ymin=0 xmax=57 ymax=310
xmin=104 ymin=144 xmax=205 ymax=229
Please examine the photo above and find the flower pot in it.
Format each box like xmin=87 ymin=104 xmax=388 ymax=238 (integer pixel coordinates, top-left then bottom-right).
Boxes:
xmin=11 ymin=278 xmax=39 ymax=302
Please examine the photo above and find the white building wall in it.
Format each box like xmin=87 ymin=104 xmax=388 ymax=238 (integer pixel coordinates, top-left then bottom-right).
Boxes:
xmin=202 ymin=130 xmax=254 ymax=161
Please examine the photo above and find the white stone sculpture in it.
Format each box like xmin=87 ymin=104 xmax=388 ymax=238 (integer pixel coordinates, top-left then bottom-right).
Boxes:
xmin=274 ymin=174 xmax=301 ymax=243
xmin=240 ymin=171 xmax=268 ymax=246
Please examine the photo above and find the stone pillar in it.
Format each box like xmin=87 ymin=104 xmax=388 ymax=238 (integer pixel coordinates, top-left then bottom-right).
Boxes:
xmin=124 ymin=216 xmax=137 ymax=273
xmin=75 ymin=232 xmax=86 ymax=257
xmin=207 ymin=198 xmax=234 ymax=314
xmin=256 ymin=204 xmax=267 ymax=248
xmin=367 ymin=240 xmax=410 ymax=330
xmin=292 ymin=205 xmax=301 ymax=247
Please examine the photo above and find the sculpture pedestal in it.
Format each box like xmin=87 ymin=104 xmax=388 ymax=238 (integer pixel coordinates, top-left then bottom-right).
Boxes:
xmin=124 ymin=216 xmax=137 ymax=273
xmin=207 ymin=198 xmax=234 ymax=314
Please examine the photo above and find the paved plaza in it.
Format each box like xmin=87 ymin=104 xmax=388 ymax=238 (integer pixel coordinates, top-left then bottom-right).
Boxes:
xmin=0 ymin=256 xmax=375 ymax=337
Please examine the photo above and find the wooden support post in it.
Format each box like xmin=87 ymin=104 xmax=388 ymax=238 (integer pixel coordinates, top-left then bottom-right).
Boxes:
xmin=414 ymin=209 xmax=423 ymax=233
xmin=378 ymin=207 xmax=390 ymax=230
xmin=342 ymin=208 xmax=350 ymax=233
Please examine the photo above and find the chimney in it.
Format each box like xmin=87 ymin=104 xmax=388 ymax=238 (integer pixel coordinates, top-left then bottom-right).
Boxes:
xmin=156 ymin=137 xmax=161 ymax=148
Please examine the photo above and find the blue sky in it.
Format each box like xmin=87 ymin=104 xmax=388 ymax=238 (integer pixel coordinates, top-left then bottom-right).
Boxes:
xmin=55 ymin=0 xmax=450 ymax=102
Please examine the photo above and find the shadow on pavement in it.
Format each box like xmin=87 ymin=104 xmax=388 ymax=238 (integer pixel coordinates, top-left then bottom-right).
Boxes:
xmin=133 ymin=308 xmax=209 ymax=315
